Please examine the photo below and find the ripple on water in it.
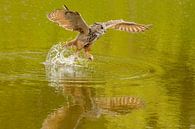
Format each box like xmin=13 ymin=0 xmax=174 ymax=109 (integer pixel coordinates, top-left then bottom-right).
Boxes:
xmin=0 ymin=51 xmax=46 ymax=83
xmin=45 ymin=43 xmax=163 ymax=87
xmin=94 ymin=55 xmax=159 ymax=81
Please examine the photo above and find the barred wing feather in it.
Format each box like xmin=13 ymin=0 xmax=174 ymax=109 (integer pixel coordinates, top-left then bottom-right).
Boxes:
xmin=48 ymin=9 xmax=89 ymax=34
xmin=95 ymin=96 xmax=144 ymax=114
xmin=104 ymin=20 xmax=151 ymax=33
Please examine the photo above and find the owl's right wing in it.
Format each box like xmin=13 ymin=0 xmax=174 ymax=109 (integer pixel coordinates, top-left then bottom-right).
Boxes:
xmin=103 ymin=20 xmax=151 ymax=33
xmin=47 ymin=6 xmax=89 ymax=34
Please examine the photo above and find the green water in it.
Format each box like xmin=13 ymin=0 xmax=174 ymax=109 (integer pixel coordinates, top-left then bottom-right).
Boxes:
xmin=0 ymin=0 xmax=195 ymax=129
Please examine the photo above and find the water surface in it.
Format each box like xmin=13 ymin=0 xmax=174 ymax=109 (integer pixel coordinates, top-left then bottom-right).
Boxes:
xmin=0 ymin=0 xmax=195 ymax=129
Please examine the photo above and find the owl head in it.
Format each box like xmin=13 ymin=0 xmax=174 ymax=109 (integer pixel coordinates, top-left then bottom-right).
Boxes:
xmin=90 ymin=22 xmax=106 ymax=34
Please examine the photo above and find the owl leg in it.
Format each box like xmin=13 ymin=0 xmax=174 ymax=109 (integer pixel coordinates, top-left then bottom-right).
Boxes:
xmin=63 ymin=40 xmax=83 ymax=53
xmin=84 ymin=44 xmax=93 ymax=61
xmin=62 ymin=39 xmax=77 ymax=47
xmin=73 ymin=41 xmax=85 ymax=59
xmin=75 ymin=41 xmax=84 ymax=50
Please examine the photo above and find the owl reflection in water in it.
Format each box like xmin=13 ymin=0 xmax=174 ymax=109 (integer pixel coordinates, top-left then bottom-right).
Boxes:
xmin=47 ymin=5 xmax=151 ymax=60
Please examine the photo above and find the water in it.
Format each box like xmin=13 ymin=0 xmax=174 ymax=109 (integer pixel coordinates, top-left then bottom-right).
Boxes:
xmin=0 ymin=0 xmax=195 ymax=129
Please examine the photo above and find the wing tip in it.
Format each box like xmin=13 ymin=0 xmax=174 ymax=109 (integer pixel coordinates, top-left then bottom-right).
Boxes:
xmin=137 ymin=24 xmax=152 ymax=32
xmin=146 ymin=24 xmax=153 ymax=28
xmin=63 ymin=5 xmax=69 ymax=10
xmin=47 ymin=12 xmax=55 ymax=21
xmin=47 ymin=13 xmax=52 ymax=20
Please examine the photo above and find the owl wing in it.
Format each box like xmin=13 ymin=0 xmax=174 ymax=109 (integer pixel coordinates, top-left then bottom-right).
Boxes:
xmin=47 ymin=7 xmax=89 ymax=34
xmin=103 ymin=20 xmax=151 ymax=33
xmin=95 ymin=96 xmax=144 ymax=114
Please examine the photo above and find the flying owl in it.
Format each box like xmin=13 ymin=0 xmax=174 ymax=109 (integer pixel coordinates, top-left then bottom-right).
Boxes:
xmin=48 ymin=5 xmax=151 ymax=60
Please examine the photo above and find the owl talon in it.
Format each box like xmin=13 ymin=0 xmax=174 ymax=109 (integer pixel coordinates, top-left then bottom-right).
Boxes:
xmin=85 ymin=53 xmax=93 ymax=61
xmin=88 ymin=55 xmax=93 ymax=61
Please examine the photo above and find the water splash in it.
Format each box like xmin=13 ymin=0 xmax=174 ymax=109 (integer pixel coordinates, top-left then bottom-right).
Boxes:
xmin=45 ymin=43 xmax=89 ymax=66
xmin=44 ymin=43 xmax=96 ymax=87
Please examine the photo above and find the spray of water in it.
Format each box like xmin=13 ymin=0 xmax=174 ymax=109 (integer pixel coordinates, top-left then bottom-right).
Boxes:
xmin=44 ymin=43 xmax=93 ymax=86
xmin=45 ymin=43 xmax=89 ymax=66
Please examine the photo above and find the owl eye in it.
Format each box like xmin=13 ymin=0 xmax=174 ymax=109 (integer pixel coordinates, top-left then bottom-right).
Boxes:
xmin=101 ymin=26 xmax=104 ymax=29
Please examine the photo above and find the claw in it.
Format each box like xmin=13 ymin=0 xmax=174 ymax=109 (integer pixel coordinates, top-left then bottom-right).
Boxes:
xmin=88 ymin=54 xmax=94 ymax=61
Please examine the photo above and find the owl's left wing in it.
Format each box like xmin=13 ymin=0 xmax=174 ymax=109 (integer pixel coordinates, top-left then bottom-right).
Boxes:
xmin=103 ymin=20 xmax=151 ymax=33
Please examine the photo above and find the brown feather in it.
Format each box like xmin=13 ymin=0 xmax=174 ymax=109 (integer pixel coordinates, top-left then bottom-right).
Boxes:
xmin=95 ymin=96 xmax=144 ymax=113
xmin=103 ymin=20 xmax=151 ymax=33
xmin=47 ymin=9 xmax=89 ymax=34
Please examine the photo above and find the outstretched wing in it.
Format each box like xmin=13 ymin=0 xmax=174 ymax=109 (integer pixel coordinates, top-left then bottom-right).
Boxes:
xmin=47 ymin=7 xmax=89 ymax=34
xmin=103 ymin=20 xmax=151 ymax=33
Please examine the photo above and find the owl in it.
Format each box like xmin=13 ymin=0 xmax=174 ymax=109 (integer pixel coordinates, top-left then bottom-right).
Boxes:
xmin=48 ymin=5 xmax=151 ymax=60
